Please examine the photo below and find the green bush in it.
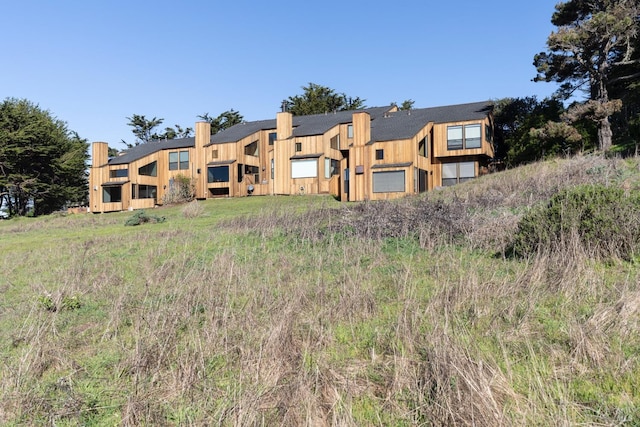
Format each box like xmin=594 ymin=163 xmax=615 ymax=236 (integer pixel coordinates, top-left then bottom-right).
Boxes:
xmin=124 ymin=210 xmax=166 ymax=226
xmin=508 ymin=184 xmax=640 ymax=260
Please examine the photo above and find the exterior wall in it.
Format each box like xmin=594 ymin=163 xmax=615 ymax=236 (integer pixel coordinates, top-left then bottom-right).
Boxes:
xmin=432 ymin=118 xmax=494 ymax=159
xmin=88 ymin=103 xmax=495 ymax=211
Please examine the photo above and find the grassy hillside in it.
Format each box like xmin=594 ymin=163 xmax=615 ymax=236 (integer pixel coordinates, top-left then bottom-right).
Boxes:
xmin=1 ymin=155 xmax=639 ymax=426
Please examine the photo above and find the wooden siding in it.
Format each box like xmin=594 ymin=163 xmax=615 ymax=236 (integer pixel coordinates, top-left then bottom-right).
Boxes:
xmin=432 ymin=118 xmax=494 ymax=159
xmin=89 ymin=102 xmax=494 ymax=211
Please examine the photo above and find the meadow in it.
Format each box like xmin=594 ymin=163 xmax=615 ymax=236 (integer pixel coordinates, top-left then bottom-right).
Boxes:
xmin=1 ymin=155 xmax=639 ymax=426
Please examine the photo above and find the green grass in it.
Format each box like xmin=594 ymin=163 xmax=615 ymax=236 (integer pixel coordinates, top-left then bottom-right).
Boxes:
xmin=2 ymin=157 xmax=640 ymax=425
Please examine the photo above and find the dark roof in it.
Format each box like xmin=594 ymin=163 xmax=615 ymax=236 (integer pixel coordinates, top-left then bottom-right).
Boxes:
xmin=109 ymin=138 xmax=194 ymax=165
xmin=371 ymin=162 xmax=413 ymax=169
xmin=370 ymin=101 xmax=493 ymax=143
xmin=208 ymin=119 xmax=276 ymax=145
xmin=207 ymin=160 xmax=236 ymax=166
xmin=101 ymin=180 xmax=130 ymax=186
xmin=291 ymin=106 xmax=393 ymax=137
xmin=290 ymin=153 xmax=323 ymax=159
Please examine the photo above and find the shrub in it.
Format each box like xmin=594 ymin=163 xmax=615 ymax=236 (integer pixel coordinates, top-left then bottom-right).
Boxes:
xmin=162 ymin=174 xmax=195 ymax=205
xmin=125 ymin=210 xmax=166 ymax=226
xmin=182 ymin=200 xmax=204 ymax=219
xmin=508 ymin=184 xmax=640 ymax=260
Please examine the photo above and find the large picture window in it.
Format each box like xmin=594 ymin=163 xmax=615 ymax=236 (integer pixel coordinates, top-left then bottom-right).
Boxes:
xmin=102 ymin=186 xmax=122 ymax=203
xmin=291 ymin=159 xmax=317 ymax=178
xmin=132 ymin=184 xmax=157 ymax=199
xmin=442 ymin=161 xmax=475 ymax=186
xmin=208 ymin=166 xmax=229 ymax=183
xmin=373 ymin=170 xmax=405 ymax=193
xmin=447 ymin=124 xmax=482 ymax=150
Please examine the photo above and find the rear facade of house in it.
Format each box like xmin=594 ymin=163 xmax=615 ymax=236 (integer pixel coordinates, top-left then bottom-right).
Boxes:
xmin=89 ymin=101 xmax=494 ymax=212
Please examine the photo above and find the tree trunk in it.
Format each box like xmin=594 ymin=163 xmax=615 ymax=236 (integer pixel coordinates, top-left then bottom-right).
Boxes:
xmin=598 ymin=116 xmax=613 ymax=152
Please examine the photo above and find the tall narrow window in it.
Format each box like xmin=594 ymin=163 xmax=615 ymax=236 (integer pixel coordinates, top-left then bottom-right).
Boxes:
xmin=330 ymin=134 xmax=340 ymax=150
xmin=295 ymin=142 xmax=302 ymax=152
xmin=375 ymin=149 xmax=384 ymax=160
xmin=179 ymin=151 xmax=189 ymax=169
xmin=418 ymin=136 xmax=427 ymax=157
xmin=268 ymin=132 xmax=277 ymax=146
xmin=169 ymin=152 xmax=178 ymax=170
xmin=347 ymin=125 xmax=354 ymax=139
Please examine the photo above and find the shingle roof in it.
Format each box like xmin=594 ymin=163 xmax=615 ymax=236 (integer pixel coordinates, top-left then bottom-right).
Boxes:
xmin=291 ymin=106 xmax=393 ymax=137
xmin=108 ymin=138 xmax=195 ymax=165
xmin=370 ymin=101 xmax=493 ymax=143
xmin=208 ymin=119 xmax=276 ymax=145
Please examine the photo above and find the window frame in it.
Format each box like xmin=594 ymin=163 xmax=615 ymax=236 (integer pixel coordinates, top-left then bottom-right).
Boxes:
xmin=447 ymin=123 xmax=483 ymax=150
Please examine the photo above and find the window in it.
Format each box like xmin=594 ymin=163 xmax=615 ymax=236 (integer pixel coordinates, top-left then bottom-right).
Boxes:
xmin=245 ymin=165 xmax=259 ymax=182
xmin=170 ymin=151 xmax=189 ymax=170
xmin=295 ymin=142 xmax=302 ymax=152
xmin=271 ymin=159 xmax=274 ymax=179
xmin=212 ymin=149 xmax=219 ymax=159
xmin=447 ymin=124 xmax=482 ymax=150
xmin=109 ymin=169 xmax=128 ymax=178
xmin=375 ymin=149 xmax=384 ymax=160
xmin=269 ymin=132 xmax=277 ymax=146
xmin=418 ymin=136 xmax=427 ymax=157
xmin=442 ymin=161 xmax=475 ymax=186
xmin=330 ymin=134 xmax=340 ymax=150
xmin=373 ymin=170 xmax=405 ymax=193
xmin=102 ymin=186 xmax=122 ymax=203
xmin=132 ymin=184 xmax=157 ymax=199
xmin=179 ymin=151 xmax=189 ymax=169
xmin=485 ymin=123 xmax=493 ymax=143
xmin=138 ymin=161 xmax=157 ymax=177
xmin=169 ymin=152 xmax=178 ymax=170
xmin=325 ymin=158 xmax=340 ymax=178
xmin=347 ymin=124 xmax=353 ymax=138
xmin=291 ymin=159 xmax=317 ymax=178
xmin=244 ymin=140 xmax=259 ymax=156
xmin=208 ymin=166 xmax=229 ymax=183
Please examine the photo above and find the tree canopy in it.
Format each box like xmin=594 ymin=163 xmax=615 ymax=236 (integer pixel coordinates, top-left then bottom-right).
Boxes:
xmin=0 ymin=98 xmax=89 ymax=217
xmin=124 ymin=115 xmax=193 ymax=147
xmin=534 ymin=0 xmax=640 ymax=151
xmin=197 ymin=109 xmax=244 ymax=135
xmin=282 ymin=83 xmax=366 ymax=116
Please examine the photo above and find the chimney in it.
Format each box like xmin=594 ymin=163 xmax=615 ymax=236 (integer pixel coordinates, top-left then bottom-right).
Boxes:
xmin=352 ymin=112 xmax=371 ymax=147
xmin=277 ymin=111 xmax=293 ymax=140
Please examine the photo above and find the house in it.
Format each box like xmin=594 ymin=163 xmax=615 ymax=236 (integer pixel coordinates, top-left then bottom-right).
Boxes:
xmin=88 ymin=101 xmax=494 ymax=212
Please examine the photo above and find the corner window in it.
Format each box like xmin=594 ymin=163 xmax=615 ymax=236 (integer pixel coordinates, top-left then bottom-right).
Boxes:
xmin=138 ymin=161 xmax=157 ymax=177
xmin=325 ymin=158 xmax=340 ymax=178
xmin=208 ymin=166 xmax=229 ymax=183
xmin=442 ymin=161 xmax=475 ymax=186
xmin=447 ymin=124 xmax=482 ymax=150
xmin=375 ymin=149 xmax=384 ymax=160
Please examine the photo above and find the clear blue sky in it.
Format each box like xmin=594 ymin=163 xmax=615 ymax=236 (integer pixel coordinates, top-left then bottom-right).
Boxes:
xmin=2 ymin=0 xmax=560 ymax=149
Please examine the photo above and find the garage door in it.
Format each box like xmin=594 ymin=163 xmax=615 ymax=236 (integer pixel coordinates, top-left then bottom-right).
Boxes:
xmin=373 ymin=170 xmax=405 ymax=193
